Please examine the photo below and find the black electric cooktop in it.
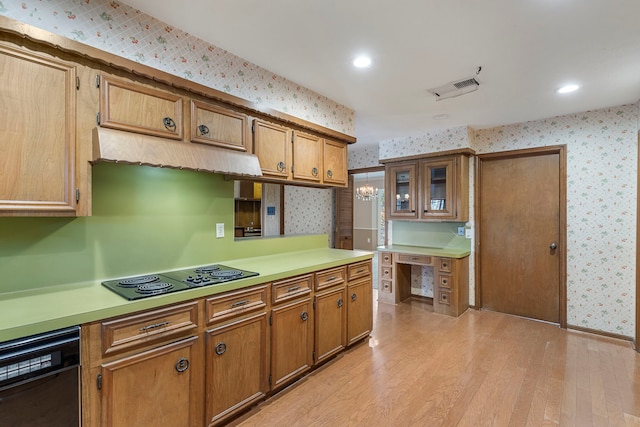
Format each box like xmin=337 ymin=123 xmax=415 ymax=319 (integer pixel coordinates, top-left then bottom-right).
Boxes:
xmin=102 ymin=264 xmax=259 ymax=300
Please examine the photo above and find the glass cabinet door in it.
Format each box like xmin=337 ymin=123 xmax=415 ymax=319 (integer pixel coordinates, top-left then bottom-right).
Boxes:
xmin=386 ymin=163 xmax=417 ymax=219
xmin=421 ymin=158 xmax=454 ymax=219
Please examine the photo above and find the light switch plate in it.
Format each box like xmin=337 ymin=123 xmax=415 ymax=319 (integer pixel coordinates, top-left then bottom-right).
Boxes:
xmin=465 ymin=229 xmax=473 ymax=239
xmin=457 ymin=226 xmax=465 ymax=236
xmin=216 ymin=223 xmax=224 ymax=238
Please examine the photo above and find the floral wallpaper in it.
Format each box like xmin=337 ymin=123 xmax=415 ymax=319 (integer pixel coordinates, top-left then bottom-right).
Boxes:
xmin=284 ymin=186 xmax=334 ymax=246
xmin=0 ymin=0 xmax=355 ymax=136
xmin=473 ymin=105 xmax=638 ymax=337
xmin=378 ymin=126 xmax=471 ymax=160
xmin=348 ymin=144 xmax=381 ymax=170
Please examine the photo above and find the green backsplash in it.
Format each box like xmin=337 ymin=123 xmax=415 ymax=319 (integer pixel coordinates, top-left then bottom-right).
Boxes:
xmin=0 ymin=163 xmax=326 ymax=293
xmin=391 ymin=220 xmax=471 ymax=250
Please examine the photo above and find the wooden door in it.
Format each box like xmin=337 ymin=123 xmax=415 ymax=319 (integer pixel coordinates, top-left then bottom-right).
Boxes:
xmin=0 ymin=44 xmax=77 ymax=215
xmin=206 ymin=313 xmax=267 ymax=426
xmin=292 ymin=131 xmax=322 ymax=183
xmin=477 ymin=147 xmax=565 ymax=324
xmin=270 ymin=298 xmax=313 ymax=390
xmin=252 ymin=119 xmax=291 ymax=180
xmin=100 ymin=336 xmax=200 ymax=427
xmin=314 ymin=286 xmax=347 ymax=364
xmin=323 ymin=139 xmax=348 ymax=186
xmin=334 ymin=174 xmax=354 ymax=249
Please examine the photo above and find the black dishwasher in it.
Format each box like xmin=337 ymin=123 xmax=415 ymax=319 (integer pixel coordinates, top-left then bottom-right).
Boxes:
xmin=0 ymin=326 xmax=80 ymax=427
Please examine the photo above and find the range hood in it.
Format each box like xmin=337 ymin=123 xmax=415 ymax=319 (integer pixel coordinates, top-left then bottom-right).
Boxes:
xmin=92 ymin=127 xmax=263 ymax=178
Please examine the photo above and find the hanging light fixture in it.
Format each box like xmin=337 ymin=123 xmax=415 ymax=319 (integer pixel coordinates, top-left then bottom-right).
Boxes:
xmin=355 ymin=173 xmax=379 ymax=201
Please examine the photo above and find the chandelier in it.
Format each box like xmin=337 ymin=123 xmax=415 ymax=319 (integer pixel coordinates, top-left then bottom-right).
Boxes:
xmin=355 ymin=174 xmax=379 ymax=201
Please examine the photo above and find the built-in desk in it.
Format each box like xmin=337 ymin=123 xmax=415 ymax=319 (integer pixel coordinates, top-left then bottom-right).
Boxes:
xmin=377 ymin=245 xmax=470 ymax=317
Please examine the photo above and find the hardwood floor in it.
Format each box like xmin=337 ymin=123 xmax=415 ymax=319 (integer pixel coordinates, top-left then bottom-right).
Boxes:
xmin=229 ymin=292 xmax=640 ymax=427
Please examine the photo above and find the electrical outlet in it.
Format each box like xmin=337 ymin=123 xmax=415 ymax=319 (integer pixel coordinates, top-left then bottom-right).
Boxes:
xmin=457 ymin=226 xmax=465 ymax=236
xmin=216 ymin=223 xmax=224 ymax=238
xmin=465 ymin=229 xmax=473 ymax=239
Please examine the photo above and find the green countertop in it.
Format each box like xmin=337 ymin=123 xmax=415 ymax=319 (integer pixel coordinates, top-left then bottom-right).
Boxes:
xmin=0 ymin=248 xmax=373 ymax=343
xmin=377 ymin=244 xmax=470 ymax=259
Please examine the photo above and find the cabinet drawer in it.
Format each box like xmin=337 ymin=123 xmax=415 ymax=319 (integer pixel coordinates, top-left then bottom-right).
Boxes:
xmin=438 ymin=289 xmax=451 ymax=306
xmin=206 ymin=285 xmax=267 ymax=325
xmin=272 ymin=274 xmax=313 ymax=304
xmin=347 ymin=261 xmax=371 ymax=281
xmin=380 ymin=266 xmax=393 ymax=281
xmin=101 ymin=301 xmax=199 ymax=356
xmin=380 ymin=252 xmax=392 ymax=266
xmin=315 ymin=267 xmax=346 ymax=291
xmin=380 ymin=280 xmax=393 ymax=294
xmin=438 ymin=274 xmax=452 ymax=289
xmin=438 ymin=258 xmax=451 ymax=272
xmin=397 ymin=253 xmax=432 ymax=265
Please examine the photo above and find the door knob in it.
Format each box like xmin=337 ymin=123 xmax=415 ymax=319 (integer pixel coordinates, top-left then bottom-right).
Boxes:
xmin=549 ymin=242 xmax=557 ymax=250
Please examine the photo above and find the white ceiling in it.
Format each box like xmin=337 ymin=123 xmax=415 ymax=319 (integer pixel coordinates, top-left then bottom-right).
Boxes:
xmin=123 ymin=0 xmax=640 ymax=146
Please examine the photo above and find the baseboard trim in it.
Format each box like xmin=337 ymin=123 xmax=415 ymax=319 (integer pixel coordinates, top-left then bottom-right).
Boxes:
xmin=566 ymin=323 xmax=633 ymax=343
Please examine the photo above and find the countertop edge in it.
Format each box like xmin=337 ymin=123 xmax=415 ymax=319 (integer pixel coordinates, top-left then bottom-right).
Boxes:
xmin=378 ymin=244 xmax=471 ymax=259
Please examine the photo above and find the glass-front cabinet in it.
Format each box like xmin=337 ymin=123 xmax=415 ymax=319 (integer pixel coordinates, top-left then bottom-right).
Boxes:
xmin=420 ymin=158 xmax=454 ymax=219
xmin=386 ymin=162 xmax=418 ymax=219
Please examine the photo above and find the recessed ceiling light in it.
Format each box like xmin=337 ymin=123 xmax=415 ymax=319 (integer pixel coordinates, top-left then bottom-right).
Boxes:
xmin=557 ymin=84 xmax=580 ymax=94
xmin=353 ymin=56 xmax=372 ymax=68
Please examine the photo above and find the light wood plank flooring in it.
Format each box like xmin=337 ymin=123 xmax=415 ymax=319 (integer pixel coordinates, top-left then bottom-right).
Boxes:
xmin=230 ymin=292 xmax=640 ymax=427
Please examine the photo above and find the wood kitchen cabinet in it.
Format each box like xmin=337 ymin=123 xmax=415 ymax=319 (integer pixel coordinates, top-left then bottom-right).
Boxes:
xmin=252 ymin=119 xmax=292 ymax=180
xmin=313 ymin=267 xmax=347 ymax=364
xmin=190 ymin=100 xmax=249 ymax=151
xmin=384 ymin=151 xmax=471 ymax=222
xmin=346 ymin=261 xmax=373 ymax=345
xmin=0 ymin=43 xmax=78 ymax=216
xmin=323 ymin=139 xmax=348 ymax=187
xmin=292 ymin=131 xmax=323 ymax=184
xmin=98 ymin=75 xmax=183 ymax=140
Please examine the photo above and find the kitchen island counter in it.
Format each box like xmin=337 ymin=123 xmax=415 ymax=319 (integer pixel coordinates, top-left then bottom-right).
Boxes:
xmin=0 ymin=248 xmax=372 ymax=342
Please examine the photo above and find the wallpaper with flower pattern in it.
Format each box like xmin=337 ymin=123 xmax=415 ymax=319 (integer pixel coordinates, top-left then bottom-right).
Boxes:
xmin=284 ymin=186 xmax=334 ymax=246
xmin=378 ymin=126 xmax=471 ymax=160
xmin=0 ymin=0 xmax=355 ymax=136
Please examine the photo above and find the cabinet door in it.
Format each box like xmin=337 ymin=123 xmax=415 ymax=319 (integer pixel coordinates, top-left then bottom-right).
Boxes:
xmin=323 ymin=139 xmax=348 ymax=186
xmin=0 ymin=44 xmax=76 ymax=215
xmin=270 ymin=298 xmax=313 ymax=389
xmin=314 ymin=287 xmax=347 ymax=364
xmin=99 ymin=75 xmax=183 ymax=140
xmin=190 ymin=100 xmax=248 ymax=151
xmin=292 ymin=131 xmax=322 ymax=183
xmin=100 ymin=336 xmax=200 ymax=427
xmin=252 ymin=119 xmax=291 ymax=180
xmin=347 ymin=279 xmax=372 ymax=345
xmin=206 ymin=313 xmax=267 ymax=426
xmin=420 ymin=157 xmax=455 ymax=219
xmin=386 ymin=162 xmax=418 ymax=219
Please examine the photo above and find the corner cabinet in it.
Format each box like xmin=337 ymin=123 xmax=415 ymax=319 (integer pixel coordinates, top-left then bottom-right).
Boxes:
xmin=252 ymin=118 xmax=348 ymax=188
xmin=0 ymin=43 xmax=78 ymax=216
xmin=385 ymin=151 xmax=472 ymax=222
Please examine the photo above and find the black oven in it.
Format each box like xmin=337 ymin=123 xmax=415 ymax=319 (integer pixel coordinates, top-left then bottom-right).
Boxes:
xmin=0 ymin=326 xmax=80 ymax=427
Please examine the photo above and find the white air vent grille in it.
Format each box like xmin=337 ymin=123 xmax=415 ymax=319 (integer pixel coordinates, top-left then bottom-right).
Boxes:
xmin=428 ymin=76 xmax=480 ymax=101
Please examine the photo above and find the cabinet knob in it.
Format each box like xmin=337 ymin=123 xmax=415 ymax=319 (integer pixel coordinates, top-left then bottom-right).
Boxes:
xmin=549 ymin=242 xmax=558 ymax=250
xmin=337 ymin=298 xmax=344 ymax=308
xmin=312 ymin=167 xmax=318 ymax=177
xmin=197 ymin=124 xmax=210 ymax=136
xmin=301 ymin=311 xmax=309 ymax=321
xmin=163 ymin=117 xmax=176 ymax=131
xmin=215 ymin=342 xmax=227 ymax=356
xmin=351 ymin=293 xmax=357 ymax=302
xmin=327 ymin=169 xmax=333 ymax=178
xmin=175 ymin=357 xmax=190 ymax=372
xmin=277 ymin=161 xmax=286 ymax=172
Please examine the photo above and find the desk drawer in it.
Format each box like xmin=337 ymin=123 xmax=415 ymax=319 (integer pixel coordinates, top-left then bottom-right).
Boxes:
xmin=380 ymin=279 xmax=392 ymax=294
xmin=101 ymin=301 xmax=199 ymax=356
xmin=438 ymin=258 xmax=452 ymax=272
xmin=397 ymin=254 xmax=432 ymax=265
xmin=438 ymin=274 xmax=452 ymax=289
xmin=206 ymin=285 xmax=268 ymax=325
xmin=380 ymin=266 xmax=393 ymax=281
xmin=380 ymin=252 xmax=392 ymax=266
xmin=272 ymin=274 xmax=313 ymax=304
xmin=348 ymin=261 xmax=371 ymax=281
xmin=315 ymin=266 xmax=346 ymax=291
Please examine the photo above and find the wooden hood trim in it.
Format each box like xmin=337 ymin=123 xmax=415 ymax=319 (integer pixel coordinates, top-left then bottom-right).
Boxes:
xmin=92 ymin=127 xmax=263 ymax=178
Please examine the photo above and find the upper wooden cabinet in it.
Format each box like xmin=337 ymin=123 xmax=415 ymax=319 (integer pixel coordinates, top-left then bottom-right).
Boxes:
xmin=323 ymin=139 xmax=348 ymax=186
xmin=98 ymin=75 xmax=183 ymax=140
xmin=190 ymin=100 xmax=248 ymax=151
xmin=0 ymin=43 xmax=77 ymax=216
xmin=385 ymin=152 xmax=470 ymax=222
xmin=252 ymin=119 xmax=348 ymax=188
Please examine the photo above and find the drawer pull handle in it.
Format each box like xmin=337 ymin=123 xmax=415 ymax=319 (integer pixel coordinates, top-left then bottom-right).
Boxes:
xmin=197 ymin=124 xmax=210 ymax=135
xmin=231 ymin=300 xmax=250 ymax=307
xmin=288 ymin=286 xmax=301 ymax=292
xmin=337 ymin=298 xmax=344 ymax=308
xmin=175 ymin=357 xmax=190 ymax=372
xmin=215 ymin=342 xmax=227 ymax=356
xmin=301 ymin=311 xmax=309 ymax=321
xmin=312 ymin=167 xmax=318 ymax=177
xmin=277 ymin=161 xmax=286 ymax=172
xmin=356 ymin=268 xmax=365 ymax=273
xmin=327 ymin=276 xmax=337 ymax=281
xmin=351 ymin=293 xmax=357 ymax=302
xmin=163 ymin=117 xmax=176 ymax=131
xmin=140 ymin=321 xmax=170 ymax=332
xmin=411 ymin=257 xmax=419 ymax=260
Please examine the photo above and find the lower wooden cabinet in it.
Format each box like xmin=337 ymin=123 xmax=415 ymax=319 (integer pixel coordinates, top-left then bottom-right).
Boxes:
xmin=270 ymin=297 xmax=314 ymax=390
xmin=99 ymin=336 xmax=201 ymax=427
xmin=314 ymin=286 xmax=347 ymax=364
xmin=205 ymin=313 xmax=268 ymax=426
xmin=347 ymin=278 xmax=373 ymax=345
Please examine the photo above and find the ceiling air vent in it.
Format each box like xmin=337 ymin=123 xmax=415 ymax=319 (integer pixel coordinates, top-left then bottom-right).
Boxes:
xmin=428 ymin=76 xmax=480 ymax=101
